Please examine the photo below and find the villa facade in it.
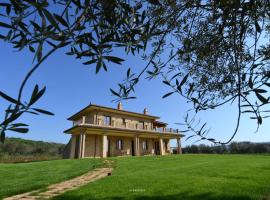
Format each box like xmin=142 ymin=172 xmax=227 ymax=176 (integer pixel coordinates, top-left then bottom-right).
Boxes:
xmin=64 ymin=103 xmax=184 ymax=158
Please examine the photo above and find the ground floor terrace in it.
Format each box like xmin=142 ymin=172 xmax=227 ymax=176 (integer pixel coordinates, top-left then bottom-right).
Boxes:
xmin=66 ymin=125 xmax=182 ymax=158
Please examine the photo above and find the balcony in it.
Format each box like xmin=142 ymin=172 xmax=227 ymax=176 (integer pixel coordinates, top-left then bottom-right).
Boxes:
xmin=74 ymin=116 xmax=180 ymax=135
xmin=154 ymin=127 xmax=179 ymax=133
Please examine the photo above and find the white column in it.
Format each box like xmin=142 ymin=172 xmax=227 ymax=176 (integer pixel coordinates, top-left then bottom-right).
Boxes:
xmin=159 ymin=138 xmax=165 ymax=155
xmin=177 ymin=137 xmax=182 ymax=154
xmin=81 ymin=133 xmax=86 ymax=158
xmin=82 ymin=116 xmax=86 ymax=124
xmin=135 ymin=136 xmax=140 ymax=156
xmin=102 ymin=135 xmax=107 ymax=158
xmin=70 ymin=135 xmax=76 ymax=158
xmin=77 ymin=133 xmax=85 ymax=159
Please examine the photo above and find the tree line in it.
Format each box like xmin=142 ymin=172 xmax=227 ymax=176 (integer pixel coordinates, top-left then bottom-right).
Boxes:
xmin=0 ymin=137 xmax=65 ymax=162
xmin=182 ymin=142 xmax=270 ymax=154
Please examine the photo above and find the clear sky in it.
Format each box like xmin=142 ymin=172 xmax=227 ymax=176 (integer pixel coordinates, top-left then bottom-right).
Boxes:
xmin=0 ymin=41 xmax=269 ymax=146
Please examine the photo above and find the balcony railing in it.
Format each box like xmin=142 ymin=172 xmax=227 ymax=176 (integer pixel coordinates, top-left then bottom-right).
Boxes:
xmin=153 ymin=127 xmax=179 ymax=133
xmin=75 ymin=116 xmax=180 ymax=134
xmin=155 ymin=128 xmax=164 ymax=132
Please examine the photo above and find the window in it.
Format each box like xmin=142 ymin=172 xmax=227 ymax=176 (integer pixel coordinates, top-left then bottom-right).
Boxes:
xmin=138 ymin=121 xmax=144 ymax=129
xmin=116 ymin=139 xmax=123 ymax=150
xmin=122 ymin=118 xmax=126 ymax=125
xmin=104 ymin=116 xmax=111 ymax=125
xmin=142 ymin=140 xmax=148 ymax=150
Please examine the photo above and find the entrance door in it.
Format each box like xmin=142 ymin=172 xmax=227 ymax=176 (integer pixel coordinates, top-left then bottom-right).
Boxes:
xmin=131 ymin=140 xmax=135 ymax=156
xmin=154 ymin=141 xmax=160 ymax=155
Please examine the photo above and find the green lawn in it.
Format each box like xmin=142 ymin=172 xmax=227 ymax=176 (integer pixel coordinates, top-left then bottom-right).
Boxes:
xmin=1 ymin=155 xmax=270 ymax=200
xmin=0 ymin=159 xmax=103 ymax=199
xmin=53 ymin=154 xmax=270 ymax=200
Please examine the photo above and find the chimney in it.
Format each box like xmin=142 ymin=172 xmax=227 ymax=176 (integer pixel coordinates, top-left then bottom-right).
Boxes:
xmin=117 ymin=102 xmax=123 ymax=110
xmin=143 ymin=108 xmax=148 ymax=115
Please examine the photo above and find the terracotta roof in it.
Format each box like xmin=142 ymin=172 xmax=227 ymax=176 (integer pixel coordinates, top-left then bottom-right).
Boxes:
xmin=67 ymin=104 xmax=160 ymax=121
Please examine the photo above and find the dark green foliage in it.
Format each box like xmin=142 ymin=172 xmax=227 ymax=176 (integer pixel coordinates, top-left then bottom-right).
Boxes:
xmin=0 ymin=137 xmax=65 ymax=162
xmin=182 ymin=142 xmax=270 ymax=154
xmin=0 ymin=0 xmax=270 ymax=144
xmin=0 ymin=84 xmax=53 ymax=142
xmin=0 ymin=0 xmax=151 ymax=142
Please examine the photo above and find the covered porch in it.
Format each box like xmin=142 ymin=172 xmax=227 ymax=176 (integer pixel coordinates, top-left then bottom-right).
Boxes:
xmin=66 ymin=125 xmax=182 ymax=158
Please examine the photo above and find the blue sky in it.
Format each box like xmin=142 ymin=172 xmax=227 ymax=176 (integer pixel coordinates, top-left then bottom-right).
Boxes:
xmin=0 ymin=41 xmax=269 ymax=146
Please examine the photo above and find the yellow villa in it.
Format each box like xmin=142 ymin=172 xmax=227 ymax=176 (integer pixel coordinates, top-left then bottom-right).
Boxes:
xmin=64 ymin=103 xmax=184 ymax=158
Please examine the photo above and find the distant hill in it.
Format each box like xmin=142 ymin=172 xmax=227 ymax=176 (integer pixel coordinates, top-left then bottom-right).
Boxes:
xmin=0 ymin=137 xmax=65 ymax=163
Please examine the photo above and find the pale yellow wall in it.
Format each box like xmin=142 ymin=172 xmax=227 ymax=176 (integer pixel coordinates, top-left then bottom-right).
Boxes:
xmin=70 ymin=135 xmax=77 ymax=158
xmin=84 ymin=134 xmax=102 ymax=157
xmin=85 ymin=113 xmax=95 ymax=124
xmin=83 ymin=135 xmax=135 ymax=157
xmin=72 ymin=110 xmax=155 ymax=131
xmin=93 ymin=111 xmax=153 ymax=130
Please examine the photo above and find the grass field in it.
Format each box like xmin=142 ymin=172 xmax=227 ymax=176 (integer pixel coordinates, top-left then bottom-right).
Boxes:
xmin=0 ymin=159 xmax=103 ymax=199
xmin=1 ymin=155 xmax=270 ymax=200
xmin=52 ymin=154 xmax=270 ymax=200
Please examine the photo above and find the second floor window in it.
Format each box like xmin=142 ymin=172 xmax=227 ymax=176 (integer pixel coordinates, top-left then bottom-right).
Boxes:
xmin=116 ymin=139 xmax=123 ymax=150
xmin=104 ymin=116 xmax=111 ymax=125
xmin=122 ymin=118 xmax=126 ymax=125
xmin=138 ymin=121 xmax=144 ymax=129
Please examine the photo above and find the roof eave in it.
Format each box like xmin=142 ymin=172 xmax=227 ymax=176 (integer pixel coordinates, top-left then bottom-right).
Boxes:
xmin=67 ymin=104 xmax=160 ymax=121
